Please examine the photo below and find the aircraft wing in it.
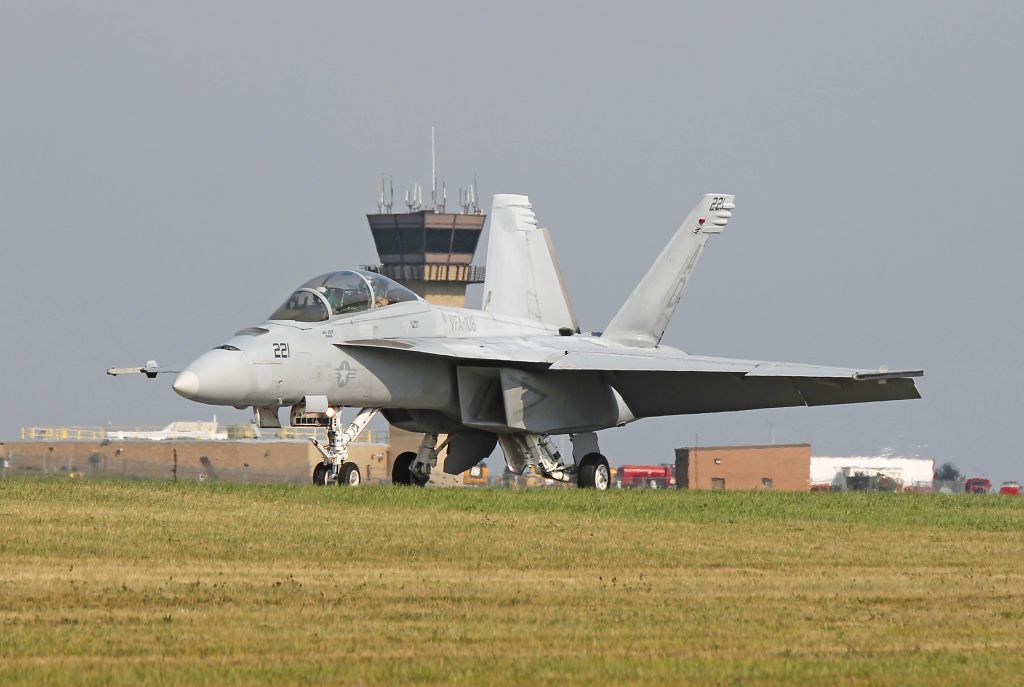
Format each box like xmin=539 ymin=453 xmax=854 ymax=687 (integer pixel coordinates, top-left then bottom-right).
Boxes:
xmin=551 ymin=351 xmax=922 ymax=414
xmin=338 ymin=338 xmax=922 ymax=415
xmin=549 ymin=351 xmax=922 ymax=379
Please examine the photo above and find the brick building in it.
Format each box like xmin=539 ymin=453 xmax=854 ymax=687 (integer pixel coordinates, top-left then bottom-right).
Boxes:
xmin=2 ymin=439 xmax=391 ymax=484
xmin=674 ymin=444 xmax=811 ymax=491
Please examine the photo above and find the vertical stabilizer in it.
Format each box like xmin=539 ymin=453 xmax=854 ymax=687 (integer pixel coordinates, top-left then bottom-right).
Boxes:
xmin=602 ymin=193 xmax=735 ymax=347
xmin=482 ymin=195 xmax=578 ymax=330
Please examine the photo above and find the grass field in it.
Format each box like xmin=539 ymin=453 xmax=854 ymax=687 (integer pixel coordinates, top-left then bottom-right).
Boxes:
xmin=1 ymin=480 xmax=1023 ymax=686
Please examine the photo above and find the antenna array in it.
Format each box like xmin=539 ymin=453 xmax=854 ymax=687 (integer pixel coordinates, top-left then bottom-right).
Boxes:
xmin=459 ymin=178 xmax=480 ymax=214
xmin=404 ymin=183 xmax=423 ymax=212
xmin=379 ymin=127 xmax=482 ymax=215
xmin=377 ymin=176 xmax=394 ymax=214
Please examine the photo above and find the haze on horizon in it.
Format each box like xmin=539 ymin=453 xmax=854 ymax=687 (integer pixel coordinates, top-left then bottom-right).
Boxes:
xmin=2 ymin=2 xmax=1021 ymax=481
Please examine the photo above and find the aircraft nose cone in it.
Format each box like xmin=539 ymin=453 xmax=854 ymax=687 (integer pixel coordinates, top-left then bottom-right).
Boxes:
xmin=173 ymin=350 xmax=251 ymax=405
xmin=172 ymin=371 xmax=200 ymax=399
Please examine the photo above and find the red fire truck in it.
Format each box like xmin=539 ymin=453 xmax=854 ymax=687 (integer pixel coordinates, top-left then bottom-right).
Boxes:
xmin=616 ymin=465 xmax=676 ymax=489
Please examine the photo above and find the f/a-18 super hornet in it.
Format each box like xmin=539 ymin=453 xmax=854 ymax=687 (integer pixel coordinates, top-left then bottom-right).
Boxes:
xmin=110 ymin=193 xmax=922 ymax=489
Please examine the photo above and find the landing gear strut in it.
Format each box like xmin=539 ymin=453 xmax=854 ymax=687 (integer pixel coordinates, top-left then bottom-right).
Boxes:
xmin=390 ymin=433 xmax=449 ymax=486
xmin=309 ymin=407 xmax=379 ymax=486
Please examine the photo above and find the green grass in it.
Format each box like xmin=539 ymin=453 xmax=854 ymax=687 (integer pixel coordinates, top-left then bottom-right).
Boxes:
xmin=1 ymin=480 xmax=1023 ymax=686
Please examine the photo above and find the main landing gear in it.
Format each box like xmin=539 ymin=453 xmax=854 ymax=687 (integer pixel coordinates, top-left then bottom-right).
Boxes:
xmin=497 ymin=432 xmax=612 ymax=491
xmin=392 ymin=433 xmax=447 ymax=486
xmin=310 ymin=407 xmax=379 ymax=486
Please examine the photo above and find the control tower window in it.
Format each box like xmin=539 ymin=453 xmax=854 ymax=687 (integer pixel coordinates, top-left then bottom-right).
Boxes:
xmin=371 ymin=228 xmax=400 ymax=255
xmin=399 ymin=226 xmax=424 ymax=253
xmin=269 ymin=289 xmax=330 ymax=322
xmin=451 ymin=229 xmax=478 ymax=253
xmin=426 ymin=229 xmax=453 ymax=252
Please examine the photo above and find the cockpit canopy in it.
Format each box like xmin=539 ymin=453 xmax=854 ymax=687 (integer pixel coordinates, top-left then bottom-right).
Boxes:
xmin=268 ymin=270 xmax=420 ymax=323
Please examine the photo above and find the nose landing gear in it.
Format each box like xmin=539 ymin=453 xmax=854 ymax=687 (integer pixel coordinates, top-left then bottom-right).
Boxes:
xmin=309 ymin=407 xmax=379 ymax=486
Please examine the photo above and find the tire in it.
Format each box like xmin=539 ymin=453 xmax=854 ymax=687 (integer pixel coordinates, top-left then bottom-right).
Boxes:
xmin=391 ymin=452 xmax=417 ymax=486
xmin=577 ymin=453 xmax=611 ymax=491
xmin=340 ymin=463 xmax=361 ymax=486
xmin=312 ymin=462 xmax=330 ymax=486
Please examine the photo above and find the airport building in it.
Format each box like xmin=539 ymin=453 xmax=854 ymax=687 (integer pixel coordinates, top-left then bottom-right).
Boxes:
xmin=674 ymin=444 xmax=812 ymax=491
xmin=2 ymin=429 xmax=391 ymax=484
xmin=673 ymin=444 xmax=936 ymax=492
xmin=810 ymin=456 xmax=935 ymax=491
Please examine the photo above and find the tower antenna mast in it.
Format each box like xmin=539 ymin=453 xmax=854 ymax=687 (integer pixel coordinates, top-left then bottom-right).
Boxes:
xmin=431 ymin=126 xmax=437 ymax=211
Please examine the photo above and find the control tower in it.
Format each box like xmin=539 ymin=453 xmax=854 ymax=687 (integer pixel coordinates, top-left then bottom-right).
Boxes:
xmin=362 ymin=132 xmax=486 ymax=308
xmin=363 ymin=205 xmax=486 ymax=307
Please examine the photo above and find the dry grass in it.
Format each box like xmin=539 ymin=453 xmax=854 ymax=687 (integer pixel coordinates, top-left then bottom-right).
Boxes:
xmin=1 ymin=480 xmax=1023 ymax=686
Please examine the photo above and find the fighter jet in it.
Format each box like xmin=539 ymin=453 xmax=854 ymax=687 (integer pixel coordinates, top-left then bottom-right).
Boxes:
xmin=110 ymin=193 xmax=922 ymax=489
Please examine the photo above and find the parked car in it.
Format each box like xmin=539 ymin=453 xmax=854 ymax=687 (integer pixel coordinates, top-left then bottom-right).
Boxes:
xmin=964 ymin=477 xmax=991 ymax=494
xmin=998 ymin=481 xmax=1021 ymax=495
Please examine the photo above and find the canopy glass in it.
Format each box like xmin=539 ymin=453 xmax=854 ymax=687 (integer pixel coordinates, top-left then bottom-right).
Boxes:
xmin=268 ymin=270 xmax=420 ymax=322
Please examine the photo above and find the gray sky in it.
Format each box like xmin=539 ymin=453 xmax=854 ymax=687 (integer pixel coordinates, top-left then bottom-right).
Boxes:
xmin=2 ymin=2 xmax=1022 ymax=481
